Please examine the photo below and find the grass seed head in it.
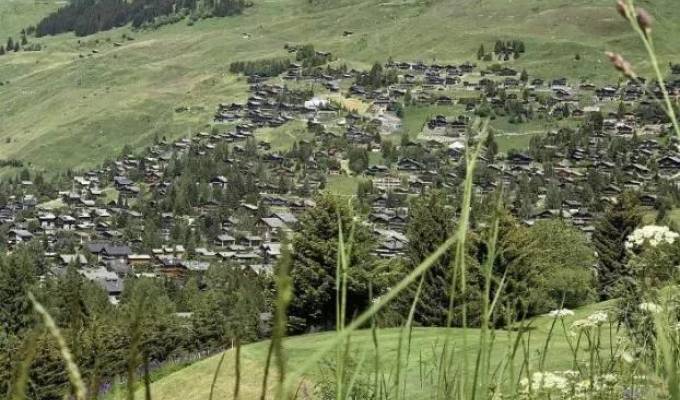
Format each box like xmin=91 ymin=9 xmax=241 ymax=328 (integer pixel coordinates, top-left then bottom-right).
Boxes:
xmin=605 ymin=51 xmax=636 ymax=79
xmin=616 ymin=0 xmax=628 ymax=18
xmin=636 ymin=7 xmax=654 ymax=33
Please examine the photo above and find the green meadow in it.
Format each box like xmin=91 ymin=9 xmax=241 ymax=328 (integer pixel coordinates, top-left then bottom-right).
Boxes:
xmin=131 ymin=302 xmax=615 ymax=399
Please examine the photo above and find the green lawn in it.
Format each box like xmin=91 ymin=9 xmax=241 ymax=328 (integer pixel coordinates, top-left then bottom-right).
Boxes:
xmin=139 ymin=302 xmax=616 ymax=400
xmin=402 ymin=104 xmax=463 ymax=138
xmin=255 ymin=120 xmax=312 ymax=151
xmin=325 ymin=175 xmax=362 ymax=196
xmin=2 ymin=0 xmax=679 ymax=171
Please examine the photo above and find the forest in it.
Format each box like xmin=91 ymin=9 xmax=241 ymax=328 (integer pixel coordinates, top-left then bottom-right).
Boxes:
xmin=34 ymin=0 xmax=250 ymax=37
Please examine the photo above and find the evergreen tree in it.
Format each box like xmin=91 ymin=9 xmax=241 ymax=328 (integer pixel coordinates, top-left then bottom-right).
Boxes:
xmin=404 ymin=190 xmax=476 ymax=326
xmin=477 ymin=44 xmax=485 ymax=60
xmin=0 ymin=46 xmax=4 ymax=55
xmin=484 ymin=130 xmax=499 ymax=162
xmin=592 ymin=193 xmax=642 ymax=299
xmin=289 ymin=195 xmax=376 ymax=330
xmin=0 ymin=250 xmax=37 ymax=335
xmin=347 ymin=146 xmax=369 ymax=175
xmin=520 ymin=69 xmax=528 ymax=82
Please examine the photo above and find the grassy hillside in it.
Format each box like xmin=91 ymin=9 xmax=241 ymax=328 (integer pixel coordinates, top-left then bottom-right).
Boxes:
xmin=1 ymin=0 xmax=678 ymax=172
xmin=134 ymin=302 xmax=615 ymax=400
xmin=0 ymin=0 xmax=61 ymax=40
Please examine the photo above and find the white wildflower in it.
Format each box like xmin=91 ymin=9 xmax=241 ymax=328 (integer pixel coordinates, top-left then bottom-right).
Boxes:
xmin=548 ymin=308 xmax=575 ymax=318
xmin=626 ymin=225 xmax=679 ymax=249
xmin=587 ymin=311 xmax=609 ymax=325
xmin=601 ymin=373 xmax=617 ymax=385
xmin=525 ymin=371 xmax=568 ymax=391
xmin=621 ymin=351 xmax=635 ymax=363
xmin=639 ymin=302 xmax=661 ymax=313
xmin=571 ymin=318 xmax=595 ymax=330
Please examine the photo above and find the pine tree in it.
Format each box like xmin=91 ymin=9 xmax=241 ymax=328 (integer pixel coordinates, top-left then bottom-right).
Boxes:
xmin=6 ymin=37 xmax=13 ymax=51
xmin=520 ymin=69 xmax=529 ymax=82
xmin=592 ymin=193 xmax=642 ymax=299
xmin=0 ymin=46 xmax=4 ymax=55
xmin=484 ymin=130 xmax=498 ymax=162
xmin=477 ymin=44 xmax=485 ymax=60
xmin=0 ymin=251 xmax=37 ymax=335
xmin=494 ymin=40 xmax=503 ymax=54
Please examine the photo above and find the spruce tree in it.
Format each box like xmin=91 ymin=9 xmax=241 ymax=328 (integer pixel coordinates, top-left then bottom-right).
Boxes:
xmin=592 ymin=193 xmax=642 ymax=299
xmin=520 ymin=69 xmax=529 ymax=82
xmin=403 ymin=190 xmax=482 ymax=326
xmin=477 ymin=44 xmax=485 ymax=60
xmin=289 ymin=195 xmax=376 ymax=330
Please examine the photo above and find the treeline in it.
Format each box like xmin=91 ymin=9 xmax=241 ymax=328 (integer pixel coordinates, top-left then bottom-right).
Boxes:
xmin=0 ymin=32 xmax=41 ymax=56
xmin=0 ymin=244 xmax=267 ymax=399
xmin=34 ymin=0 xmax=250 ymax=37
xmin=354 ymin=62 xmax=398 ymax=90
xmin=229 ymin=57 xmax=291 ymax=77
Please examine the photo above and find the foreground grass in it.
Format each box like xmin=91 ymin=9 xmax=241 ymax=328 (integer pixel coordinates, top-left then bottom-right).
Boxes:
xmin=139 ymin=302 xmax=615 ymax=400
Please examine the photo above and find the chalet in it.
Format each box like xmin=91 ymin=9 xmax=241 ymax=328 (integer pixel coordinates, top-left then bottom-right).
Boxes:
xmin=658 ymin=155 xmax=680 ymax=175
xmin=58 ymin=254 xmax=88 ymax=266
xmin=39 ymin=213 xmax=57 ymax=229
xmin=639 ymin=193 xmax=658 ymax=207
xmin=507 ymin=153 xmax=533 ymax=166
xmin=9 ymin=229 xmax=33 ymax=244
xmin=272 ymin=212 xmax=298 ymax=228
xmin=113 ymin=176 xmax=133 ymax=189
xmin=210 ymin=176 xmax=228 ymax=189
xmin=80 ymin=266 xmax=124 ymax=298
xmin=58 ymin=215 xmax=77 ymax=230
xmin=259 ymin=217 xmax=287 ymax=237
xmin=128 ymin=254 xmax=153 ymax=267
xmin=261 ymin=242 xmax=282 ymax=264
xmin=397 ymin=158 xmax=424 ymax=172
xmin=86 ymin=242 xmax=131 ymax=263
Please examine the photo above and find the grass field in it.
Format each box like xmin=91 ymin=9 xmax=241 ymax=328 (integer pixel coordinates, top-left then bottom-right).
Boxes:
xmin=1 ymin=0 xmax=679 ymax=171
xmin=326 ymin=175 xmax=362 ymax=195
xmin=135 ymin=301 xmax=615 ymax=399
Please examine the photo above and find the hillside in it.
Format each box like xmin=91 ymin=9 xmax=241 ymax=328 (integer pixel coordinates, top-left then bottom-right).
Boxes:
xmin=0 ymin=0 xmax=679 ymax=172
xmin=136 ymin=302 xmax=614 ymax=400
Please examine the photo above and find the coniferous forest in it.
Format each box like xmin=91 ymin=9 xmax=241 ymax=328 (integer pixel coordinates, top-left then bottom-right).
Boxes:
xmin=34 ymin=0 xmax=250 ymax=37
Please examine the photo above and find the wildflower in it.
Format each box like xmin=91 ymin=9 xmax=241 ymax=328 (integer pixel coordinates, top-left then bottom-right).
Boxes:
xmin=522 ymin=371 xmax=568 ymax=391
xmin=639 ymin=302 xmax=661 ymax=313
xmin=626 ymin=225 xmax=679 ymax=249
xmin=605 ymin=52 xmax=636 ymax=79
xmin=602 ymin=373 xmax=618 ymax=385
xmin=621 ymin=351 xmax=635 ymax=363
xmin=548 ymin=308 xmax=574 ymax=318
xmin=571 ymin=318 xmax=594 ymax=330
xmin=587 ymin=311 xmax=609 ymax=325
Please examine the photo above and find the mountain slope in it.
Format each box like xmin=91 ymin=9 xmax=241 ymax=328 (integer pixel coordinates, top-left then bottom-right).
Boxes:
xmin=0 ymin=0 xmax=678 ymax=171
